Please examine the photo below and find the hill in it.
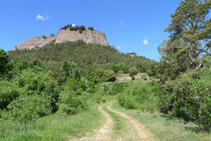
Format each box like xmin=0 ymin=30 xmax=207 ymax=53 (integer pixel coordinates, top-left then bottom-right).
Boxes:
xmin=12 ymin=24 xmax=109 ymax=50
xmin=9 ymin=40 xmax=155 ymax=76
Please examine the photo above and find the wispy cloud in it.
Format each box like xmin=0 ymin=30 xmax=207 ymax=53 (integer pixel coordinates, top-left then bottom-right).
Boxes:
xmin=117 ymin=45 xmax=121 ymax=49
xmin=143 ymin=38 xmax=149 ymax=45
xmin=119 ymin=22 xmax=124 ymax=27
xmin=36 ymin=14 xmax=49 ymax=21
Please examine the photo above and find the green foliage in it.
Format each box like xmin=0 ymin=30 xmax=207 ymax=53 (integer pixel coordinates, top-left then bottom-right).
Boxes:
xmin=57 ymin=79 xmax=88 ymax=115
xmin=157 ymin=0 xmax=211 ymax=131
xmin=103 ymin=69 xmax=116 ymax=82
xmin=0 ymin=49 xmax=9 ymax=75
xmin=8 ymin=95 xmax=52 ymax=126
xmin=111 ymin=62 xmax=127 ymax=73
xmin=57 ymin=91 xmax=88 ymax=115
xmin=158 ymin=0 xmax=211 ymax=81
xmin=129 ymin=67 xmax=138 ymax=80
xmin=118 ymin=81 xmax=162 ymax=112
xmin=109 ymin=82 xmax=124 ymax=95
xmin=0 ymin=80 xmax=21 ymax=109
xmin=172 ymin=64 xmax=211 ymax=131
xmin=8 ymin=41 xmax=152 ymax=80
xmin=62 ymin=61 xmax=81 ymax=80
xmin=88 ymin=27 xmax=94 ymax=31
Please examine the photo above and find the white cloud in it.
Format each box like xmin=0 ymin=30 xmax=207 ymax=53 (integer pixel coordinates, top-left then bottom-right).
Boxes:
xmin=36 ymin=14 xmax=49 ymax=21
xmin=119 ymin=22 xmax=124 ymax=27
xmin=117 ymin=45 xmax=121 ymax=49
xmin=143 ymin=38 xmax=149 ymax=45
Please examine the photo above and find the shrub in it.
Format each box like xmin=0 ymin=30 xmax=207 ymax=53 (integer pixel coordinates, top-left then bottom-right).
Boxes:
xmin=171 ymin=69 xmax=211 ymax=131
xmin=118 ymin=94 xmax=139 ymax=109
xmin=118 ymin=81 xmax=161 ymax=112
xmin=129 ymin=67 xmax=138 ymax=80
xmin=103 ymin=69 xmax=116 ymax=82
xmin=57 ymin=90 xmax=88 ymax=115
xmin=0 ymin=81 xmax=21 ymax=109
xmin=88 ymin=27 xmax=94 ymax=31
xmin=8 ymin=95 xmax=52 ymax=127
xmin=0 ymin=49 xmax=9 ymax=75
xmin=109 ymin=82 xmax=124 ymax=95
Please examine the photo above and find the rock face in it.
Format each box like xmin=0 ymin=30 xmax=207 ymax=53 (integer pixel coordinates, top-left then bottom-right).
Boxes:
xmin=116 ymin=73 xmax=150 ymax=82
xmin=13 ymin=36 xmax=57 ymax=51
xmin=55 ymin=29 xmax=109 ymax=46
xmin=12 ymin=29 xmax=109 ymax=51
xmin=116 ymin=74 xmax=132 ymax=82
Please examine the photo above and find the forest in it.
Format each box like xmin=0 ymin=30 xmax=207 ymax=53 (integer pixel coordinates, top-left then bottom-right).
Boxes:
xmin=0 ymin=0 xmax=211 ymax=140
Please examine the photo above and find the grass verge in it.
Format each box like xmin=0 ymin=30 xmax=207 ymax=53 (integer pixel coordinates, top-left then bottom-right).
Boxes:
xmin=111 ymin=102 xmax=211 ymax=141
xmin=0 ymin=103 xmax=103 ymax=141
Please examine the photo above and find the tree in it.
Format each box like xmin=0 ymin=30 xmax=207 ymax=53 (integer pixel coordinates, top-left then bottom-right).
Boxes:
xmin=158 ymin=0 xmax=211 ymax=81
xmin=103 ymin=69 xmax=116 ymax=82
xmin=88 ymin=27 xmax=94 ymax=31
xmin=0 ymin=49 xmax=9 ymax=75
xmin=129 ymin=67 xmax=138 ymax=80
xmin=8 ymin=95 xmax=52 ymax=128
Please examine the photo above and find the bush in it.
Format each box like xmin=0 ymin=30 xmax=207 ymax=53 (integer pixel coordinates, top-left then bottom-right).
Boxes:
xmin=129 ymin=67 xmax=138 ymax=80
xmin=0 ymin=49 xmax=9 ymax=75
xmin=109 ymin=82 xmax=124 ymax=95
xmin=103 ymin=69 xmax=116 ymax=82
xmin=118 ymin=81 xmax=161 ymax=112
xmin=118 ymin=94 xmax=139 ymax=109
xmin=0 ymin=81 xmax=21 ymax=109
xmin=171 ymin=68 xmax=211 ymax=131
xmin=57 ymin=90 xmax=88 ymax=115
xmin=8 ymin=95 xmax=52 ymax=127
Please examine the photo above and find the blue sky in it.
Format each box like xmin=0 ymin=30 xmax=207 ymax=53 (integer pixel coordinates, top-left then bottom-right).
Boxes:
xmin=0 ymin=0 xmax=181 ymax=61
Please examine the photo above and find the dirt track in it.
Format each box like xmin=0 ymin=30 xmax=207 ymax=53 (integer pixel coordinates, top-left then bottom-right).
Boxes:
xmin=72 ymin=102 xmax=154 ymax=141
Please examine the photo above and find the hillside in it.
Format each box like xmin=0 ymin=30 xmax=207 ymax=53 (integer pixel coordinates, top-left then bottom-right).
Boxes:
xmin=9 ymin=40 xmax=154 ymax=73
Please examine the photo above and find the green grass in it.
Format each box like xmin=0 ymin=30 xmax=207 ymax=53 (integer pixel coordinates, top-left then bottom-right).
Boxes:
xmin=111 ymin=102 xmax=211 ymax=141
xmin=0 ymin=103 xmax=103 ymax=141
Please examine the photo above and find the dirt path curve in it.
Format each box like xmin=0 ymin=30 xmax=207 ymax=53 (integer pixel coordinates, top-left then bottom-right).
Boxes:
xmin=72 ymin=101 xmax=154 ymax=141
xmin=72 ymin=103 xmax=114 ymax=141
xmin=107 ymin=102 xmax=155 ymax=141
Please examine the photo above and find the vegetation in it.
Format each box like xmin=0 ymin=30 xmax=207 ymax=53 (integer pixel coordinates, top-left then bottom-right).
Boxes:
xmin=0 ymin=0 xmax=210 ymax=140
xmin=112 ymin=103 xmax=211 ymax=141
xmin=156 ymin=0 xmax=211 ymax=131
xmin=61 ymin=24 xmax=94 ymax=33
xmin=0 ymin=49 xmax=9 ymax=75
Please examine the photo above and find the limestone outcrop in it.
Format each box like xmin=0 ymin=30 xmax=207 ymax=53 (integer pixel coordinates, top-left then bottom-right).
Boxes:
xmin=12 ymin=28 xmax=109 ymax=51
xmin=13 ymin=36 xmax=56 ymax=51
xmin=55 ymin=29 xmax=109 ymax=46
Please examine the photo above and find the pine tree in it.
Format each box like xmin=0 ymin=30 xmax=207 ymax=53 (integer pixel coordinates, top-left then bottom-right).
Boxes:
xmin=158 ymin=0 xmax=211 ymax=80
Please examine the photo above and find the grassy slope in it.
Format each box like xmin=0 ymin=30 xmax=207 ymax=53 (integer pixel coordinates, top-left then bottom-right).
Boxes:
xmin=111 ymin=102 xmax=211 ymax=141
xmin=0 ymin=95 xmax=116 ymax=141
xmin=1 ymin=104 xmax=103 ymax=141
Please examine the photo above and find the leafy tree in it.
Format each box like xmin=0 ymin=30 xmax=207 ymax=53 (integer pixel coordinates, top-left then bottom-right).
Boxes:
xmin=129 ymin=67 xmax=138 ymax=80
xmin=8 ymin=95 xmax=52 ymax=128
xmin=159 ymin=0 xmax=211 ymax=81
xmin=88 ymin=27 xmax=94 ymax=31
xmin=0 ymin=49 xmax=9 ymax=75
xmin=103 ymin=69 xmax=116 ymax=82
xmin=95 ymin=68 xmax=104 ymax=77
xmin=0 ymin=80 xmax=21 ymax=109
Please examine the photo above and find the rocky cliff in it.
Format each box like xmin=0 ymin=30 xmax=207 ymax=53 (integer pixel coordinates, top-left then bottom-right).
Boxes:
xmin=13 ymin=36 xmax=57 ymax=51
xmin=13 ymin=28 xmax=109 ymax=51
xmin=55 ymin=29 xmax=109 ymax=46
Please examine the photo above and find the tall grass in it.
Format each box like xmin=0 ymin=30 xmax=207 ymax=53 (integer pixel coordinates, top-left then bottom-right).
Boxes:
xmin=112 ymin=103 xmax=211 ymax=141
xmin=0 ymin=103 xmax=103 ymax=141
